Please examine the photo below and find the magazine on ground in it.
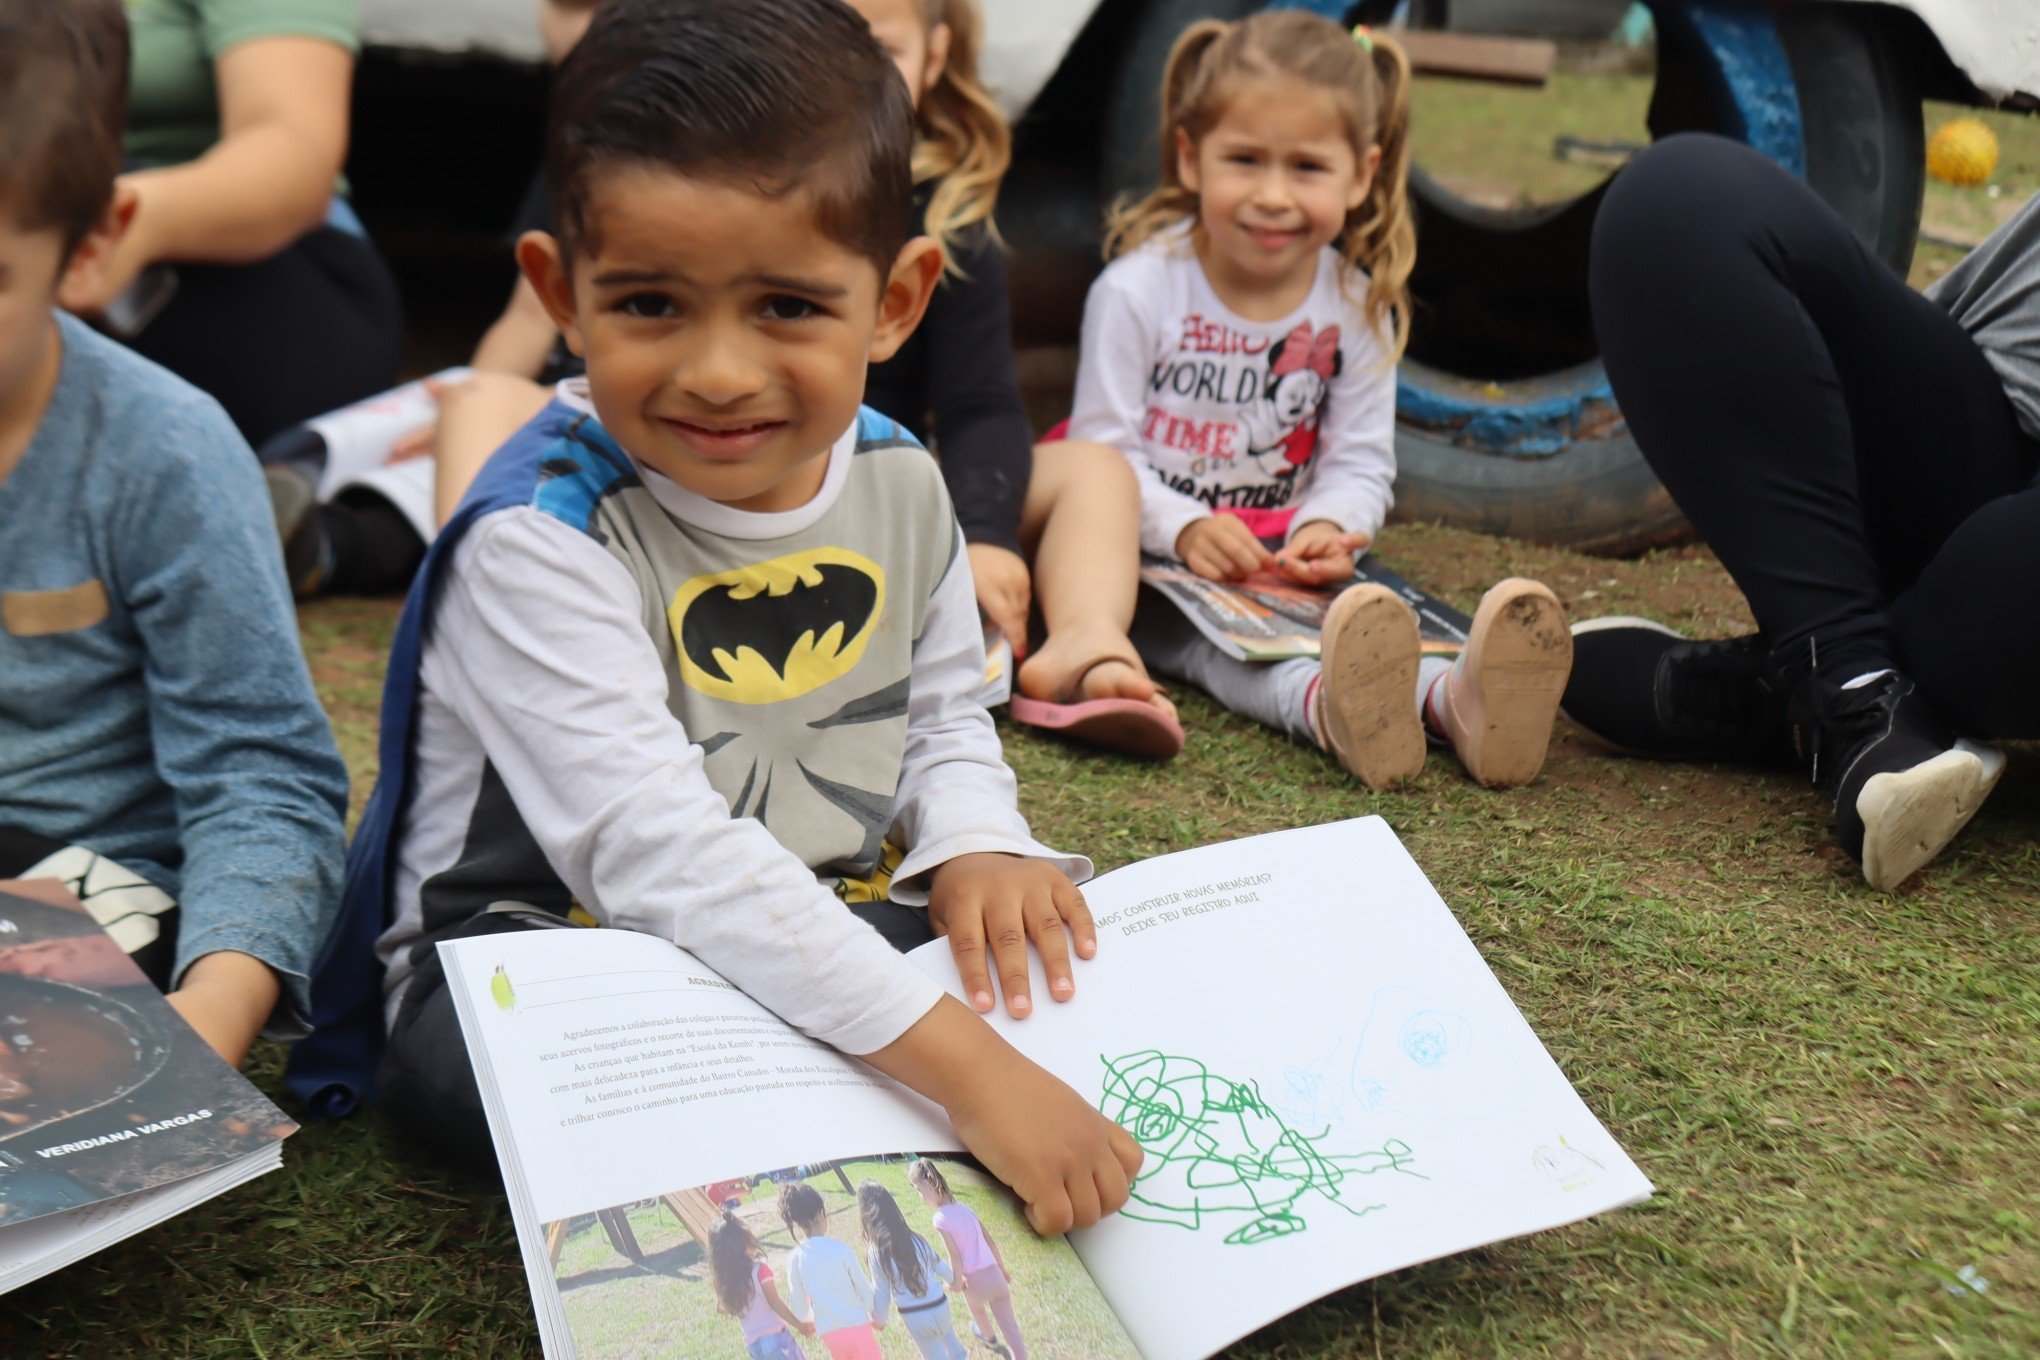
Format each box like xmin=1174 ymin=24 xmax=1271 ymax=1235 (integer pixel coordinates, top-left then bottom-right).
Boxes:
xmin=0 ymin=881 xmax=295 ymax=1295
xmin=1139 ymin=554 xmax=1472 ymax=662
xmin=444 ymin=818 xmax=1652 ymax=1360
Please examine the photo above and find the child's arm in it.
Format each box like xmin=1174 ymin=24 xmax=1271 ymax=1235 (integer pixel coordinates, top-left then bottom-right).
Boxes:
xmin=428 ymin=514 xmax=953 ymax=1061
xmin=762 ymin=1272 xmax=813 ymax=1336
xmin=124 ymin=400 xmax=349 ymax=1062
xmin=848 ymin=1245 xmax=877 ymax=1320
xmin=880 ymin=540 xmax=1094 ymax=1017
xmin=469 ymin=276 xmax=560 ymax=379
xmin=866 ymin=1246 xmax=894 ymax=1324
xmin=784 ymin=1253 xmax=810 ymax=1322
xmin=864 ymin=996 xmax=1142 ymax=1235
xmin=428 ymin=516 xmax=1138 ymax=1229
xmin=1066 ymin=264 xmax=1221 ymax=562
xmin=984 ymin=1219 xmax=1013 ymax=1283
xmin=936 ymin=1223 xmax=966 ymax=1280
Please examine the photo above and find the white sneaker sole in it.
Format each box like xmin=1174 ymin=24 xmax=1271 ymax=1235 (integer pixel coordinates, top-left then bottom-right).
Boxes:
xmin=1856 ymin=740 xmax=2006 ymax=892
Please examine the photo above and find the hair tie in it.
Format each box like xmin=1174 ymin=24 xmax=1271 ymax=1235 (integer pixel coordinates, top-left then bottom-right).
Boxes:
xmin=1352 ymin=24 xmax=1374 ymax=52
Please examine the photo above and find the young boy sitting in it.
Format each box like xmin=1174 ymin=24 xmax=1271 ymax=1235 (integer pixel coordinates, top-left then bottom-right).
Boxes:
xmin=0 ymin=0 xmax=349 ymax=1068
xmin=293 ymin=0 xmax=1140 ymax=1234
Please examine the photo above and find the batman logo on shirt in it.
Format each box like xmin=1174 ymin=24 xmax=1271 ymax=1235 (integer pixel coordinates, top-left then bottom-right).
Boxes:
xmin=668 ymin=547 xmax=886 ymax=704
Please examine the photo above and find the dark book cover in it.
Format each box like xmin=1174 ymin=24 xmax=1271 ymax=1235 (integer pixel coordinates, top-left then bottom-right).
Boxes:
xmin=0 ymin=881 xmax=294 ymax=1229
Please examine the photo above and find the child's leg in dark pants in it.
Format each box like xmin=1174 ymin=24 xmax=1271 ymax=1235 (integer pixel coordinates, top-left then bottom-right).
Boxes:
xmin=377 ymin=912 xmax=562 ymax=1172
xmin=1590 ymin=134 xmax=2040 ymax=694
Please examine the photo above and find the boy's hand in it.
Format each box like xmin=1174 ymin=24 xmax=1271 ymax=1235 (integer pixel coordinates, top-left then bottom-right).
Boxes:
xmin=968 ymin=543 xmax=1033 ymax=659
xmin=928 ymin=854 xmax=1095 ymax=1018
xmin=864 ymin=997 xmax=1145 ymax=1236
xmin=946 ymin=1041 xmax=1143 ymax=1236
xmin=1273 ymin=520 xmax=1371 ymax=586
xmin=1176 ymin=516 xmax=1272 ymax=582
xmin=166 ymin=951 xmax=279 ymax=1069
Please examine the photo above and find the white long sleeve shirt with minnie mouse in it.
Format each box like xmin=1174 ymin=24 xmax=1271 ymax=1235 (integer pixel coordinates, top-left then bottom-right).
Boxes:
xmin=1068 ymin=230 xmax=1397 ymax=560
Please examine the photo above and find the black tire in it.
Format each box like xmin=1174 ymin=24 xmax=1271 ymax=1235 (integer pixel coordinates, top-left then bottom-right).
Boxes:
xmin=1091 ymin=1 xmax=1925 ymax=556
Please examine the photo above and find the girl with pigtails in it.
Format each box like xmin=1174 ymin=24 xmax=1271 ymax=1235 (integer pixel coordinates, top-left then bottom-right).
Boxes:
xmin=1068 ymin=11 xmax=1576 ymax=790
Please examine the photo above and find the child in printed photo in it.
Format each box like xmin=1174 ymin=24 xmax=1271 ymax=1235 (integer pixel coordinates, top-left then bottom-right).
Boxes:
xmin=909 ymin=1159 xmax=1026 ymax=1360
xmin=859 ymin=1180 xmax=966 ymax=1359
xmin=782 ymin=1182 xmax=883 ymax=1360
xmin=1067 ymin=11 xmax=1573 ymax=789
xmin=712 ymin=1210 xmax=818 ymax=1359
xmin=298 ymin=0 xmax=1143 ymax=1233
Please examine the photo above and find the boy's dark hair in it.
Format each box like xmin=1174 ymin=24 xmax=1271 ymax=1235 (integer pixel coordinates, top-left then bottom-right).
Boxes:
xmin=0 ymin=0 xmax=129 ymax=249
xmin=545 ymin=0 xmax=916 ymax=275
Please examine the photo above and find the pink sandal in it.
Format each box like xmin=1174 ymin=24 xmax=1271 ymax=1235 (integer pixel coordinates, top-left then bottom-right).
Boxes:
xmin=1007 ymin=657 xmax=1185 ymax=760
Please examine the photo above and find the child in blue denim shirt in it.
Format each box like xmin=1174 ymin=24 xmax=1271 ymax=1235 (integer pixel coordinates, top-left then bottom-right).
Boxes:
xmin=0 ymin=0 xmax=347 ymax=1067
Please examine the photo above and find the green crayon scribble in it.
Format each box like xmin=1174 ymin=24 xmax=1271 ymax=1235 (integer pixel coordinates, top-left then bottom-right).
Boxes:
xmin=1099 ymin=1049 xmax=1423 ymax=1245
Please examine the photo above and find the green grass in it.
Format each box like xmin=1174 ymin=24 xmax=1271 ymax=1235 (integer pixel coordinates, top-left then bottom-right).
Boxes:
xmin=546 ymin=1157 xmax=1138 ymax=1358
xmin=6 ymin=523 xmax=2032 ymax=1359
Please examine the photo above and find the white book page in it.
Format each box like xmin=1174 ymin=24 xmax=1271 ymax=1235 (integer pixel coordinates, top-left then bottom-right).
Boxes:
xmin=441 ymin=928 xmax=958 ymax=1224
xmin=908 ymin=817 xmax=1653 ymax=1360
xmin=444 ymin=929 xmax=1143 ymax=1360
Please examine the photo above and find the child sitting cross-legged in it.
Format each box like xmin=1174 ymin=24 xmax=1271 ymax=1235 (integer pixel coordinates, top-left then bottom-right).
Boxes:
xmin=290 ymin=0 xmax=1140 ymax=1236
xmin=0 ymin=0 xmax=347 ymax=1068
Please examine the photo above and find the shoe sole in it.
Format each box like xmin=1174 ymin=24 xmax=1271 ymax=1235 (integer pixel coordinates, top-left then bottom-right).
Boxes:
xmin=1318 ymin=584 xmax=1424 ymax=791
xmin=1448 ymin=579 xmax=1574 ymax=788
xmin=1856 ymin=741 xmax=2006 ymax=892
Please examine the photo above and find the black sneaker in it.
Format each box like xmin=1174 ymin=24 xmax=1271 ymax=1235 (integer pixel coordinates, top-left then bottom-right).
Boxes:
xmin=1561 ymin=618 xmax=1788 ymax=761
xmin=264 ymin=464 xmax=331 ymax=600
xmin=1789 ymin=671 xmax=2005 ymax=891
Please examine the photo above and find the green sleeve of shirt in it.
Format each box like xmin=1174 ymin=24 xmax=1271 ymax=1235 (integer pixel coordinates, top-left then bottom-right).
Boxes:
xmin=126 ymin=0 xmax=359 ymax=169
xmin=197 ymin=0 xmax=359 ymax=57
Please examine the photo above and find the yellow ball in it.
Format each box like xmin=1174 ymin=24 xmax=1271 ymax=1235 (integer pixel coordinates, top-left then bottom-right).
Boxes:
xmin=1928 ymin=117 xmax=1999 ymax=187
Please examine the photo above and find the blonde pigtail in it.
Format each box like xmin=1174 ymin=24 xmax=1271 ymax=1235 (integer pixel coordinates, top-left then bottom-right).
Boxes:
xmin=915 ymin=0 xmax=1011 ymax=272
xmin=1102 ymin=18 xmax=1233 ymax=261
xmin=1345 ymin=31 xmax=1415 ymax=359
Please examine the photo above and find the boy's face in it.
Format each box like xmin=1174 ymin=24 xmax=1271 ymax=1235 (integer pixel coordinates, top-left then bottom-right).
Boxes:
xmin=522 ymin=165 xmax=940 ymax=514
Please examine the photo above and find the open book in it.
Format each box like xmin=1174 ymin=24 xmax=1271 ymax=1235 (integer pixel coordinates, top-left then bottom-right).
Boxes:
xmin=1139 ymin=555 xmax=1471 ymax=662
xmin=444 ymin=819 xmax=1650 ymax=1360
xmin=0 ymin=882 xmax=295 ymax=1294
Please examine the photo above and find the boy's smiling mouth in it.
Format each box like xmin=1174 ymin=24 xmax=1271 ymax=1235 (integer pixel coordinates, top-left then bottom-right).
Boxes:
xmin=659 ymin=416 xmax=789 ymax=460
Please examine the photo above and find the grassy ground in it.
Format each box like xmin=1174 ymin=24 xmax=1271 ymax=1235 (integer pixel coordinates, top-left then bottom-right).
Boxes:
xmin=4 ymin=54 xmax=2038 ymax=1360
xmin=6 ymin=526 xmax=2033 ymax=1359
xmin=547 ymin=1156 xmax=1138 ymax=1358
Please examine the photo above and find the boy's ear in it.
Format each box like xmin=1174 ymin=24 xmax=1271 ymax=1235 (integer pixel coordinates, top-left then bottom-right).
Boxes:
xmin=867 ymin=236 xmax=944 ymax=365
xmin=516 ymin=230 xmax=586 ymax=356
xmin=54 ymin=183 xmax=139 ymax=313
xmin=1175 ymin=128 xmax=1201 ymax=194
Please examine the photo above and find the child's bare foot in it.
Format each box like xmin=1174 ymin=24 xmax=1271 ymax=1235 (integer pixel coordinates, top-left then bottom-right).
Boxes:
xmin=1011 ymin=630 xmax=1183 ymax=759
xmin=1018 ymin=631 xmax=1177 ymax=722
xmin=1315 ymin=584 xmax=1425 ymax=790
xmin=1427 ymin=578 xmax=1572 ymax=788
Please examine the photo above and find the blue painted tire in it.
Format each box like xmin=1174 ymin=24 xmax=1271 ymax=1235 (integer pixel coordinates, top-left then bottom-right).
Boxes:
xmin=1101 ymin=1 xmax=1925 ymax=554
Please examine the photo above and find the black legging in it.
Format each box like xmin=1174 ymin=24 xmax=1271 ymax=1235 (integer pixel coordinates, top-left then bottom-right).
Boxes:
xmin=1590 ymin=134 xmax=2040 ymax=739
xmin=125 ymin=223 xmax=403 ymax=449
